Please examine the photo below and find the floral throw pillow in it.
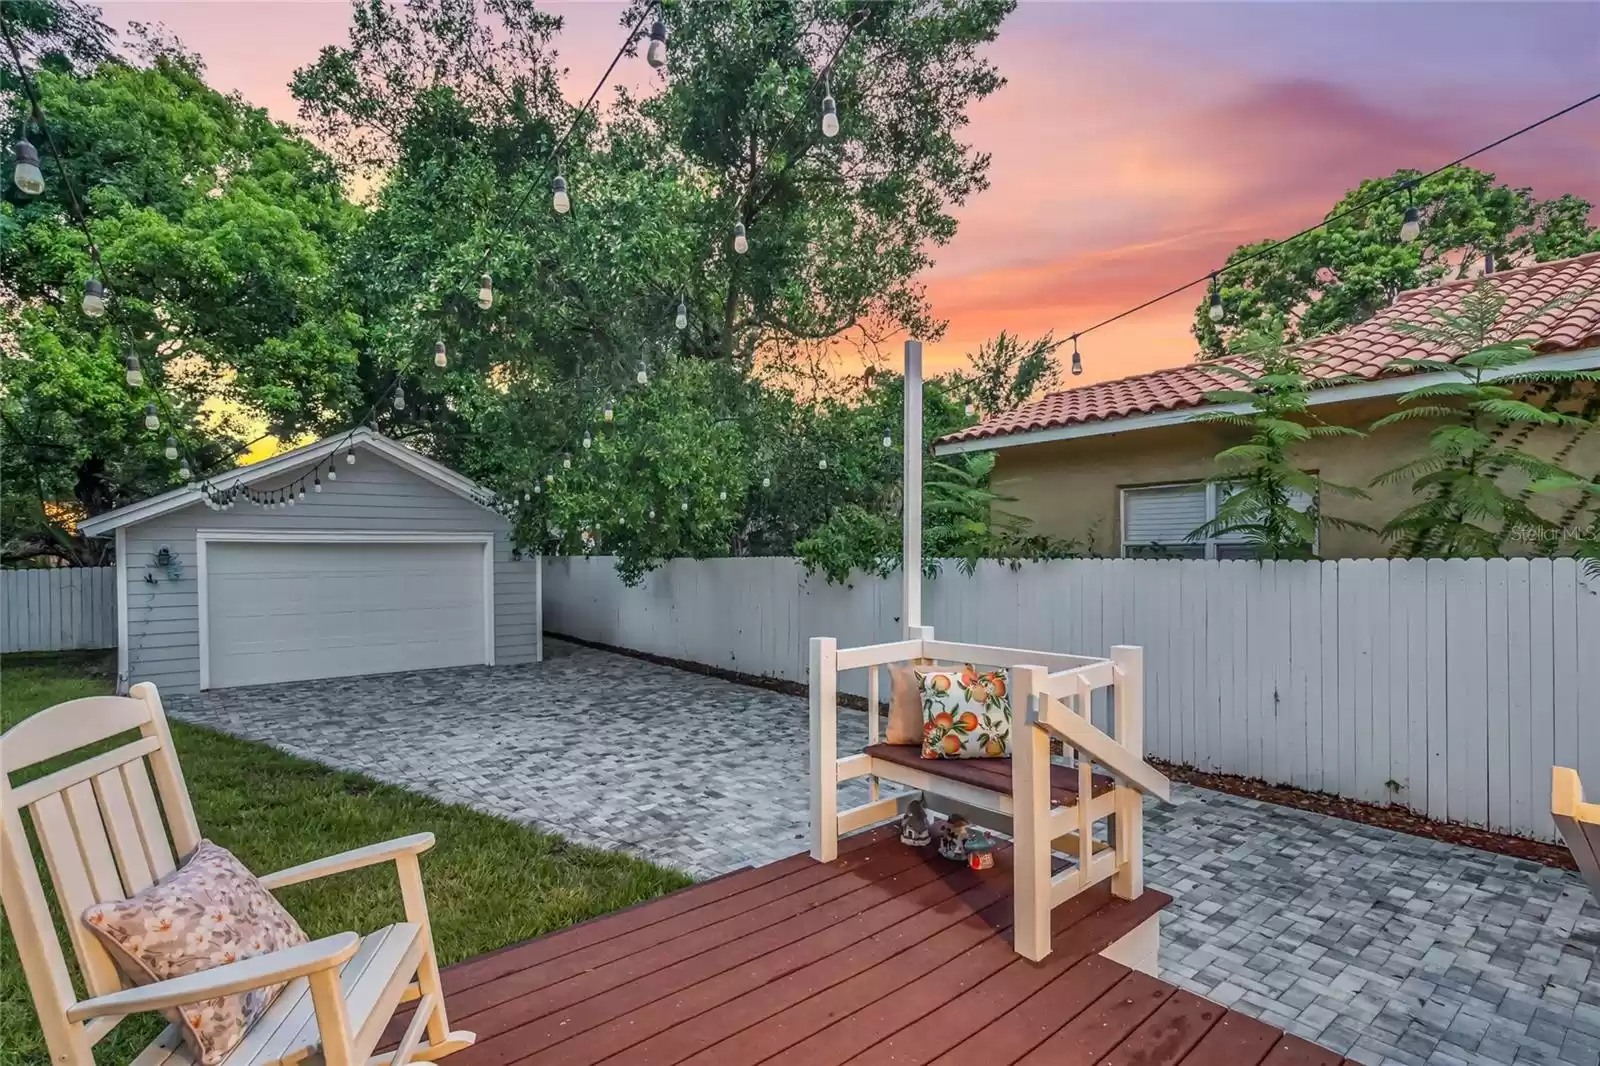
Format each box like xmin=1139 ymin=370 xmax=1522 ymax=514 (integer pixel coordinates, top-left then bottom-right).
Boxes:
xmin=82 ymin=840 xmax=308 ymax=1066
xmin=920 ymin=665 xmax=1012 ymax=759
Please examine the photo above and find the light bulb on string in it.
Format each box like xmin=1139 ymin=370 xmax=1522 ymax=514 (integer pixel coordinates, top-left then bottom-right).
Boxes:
xmin=675 ymin=298 xmax=688 ymax=331
xmin=478 ymin=273 xmax=493 ymax=310
xmin=963 ymin=401 xmax=974 ymax=417
xmin=124 ymin=353 xmax=143 ymax=387
xmin=544 ymin=471 xmax=554 ymax=484
xmin=313 ymin=475 xmax=322 ymax=493
xmin=11 ymin=138 xmax=44 ymax=195
xmin=434 ymin=341 xmax=448 ymax=369
xmin=603 ymin=399 xmax=614 ymax=422
xmin=533 ymin=481 xmax=542 ymax=495
xmin=648 ymin=506 xmax=656 ymax=520
xmin=818 ymin=457 xmax=828 ymax=471
xmin=297 ymin=487 xmax=306 ymax=501
xmin=164 ymin=436 xmax=178 ymax=460
xmin=327 ymin=462 xmax=337 ymax=482
xmin=552 ymin=175 xmax=571 ymax=215
xmin=636 ymin=360 xmax=649 ymax=386
xmin=680 ymin=497 xmax=689 ymax=512
xmin=561 ymin=453 xmax=572 ymax=469
xmin=144 ymin=404 xmax=159 ymax=431
xmin=719 ymin=489 xmax=727 ymax=501
xmin=821 ymin=96 xmax=840 ymax=139
xmin=346 ymin=449 xmax=355 ymax=465
xmin=81 ymin=279 xmax=107 ymax=318
xmin=732 ymin=223 xmax=748 ymax=255
xmin=1400 ymin=204 xmax=1421 ymax=244
xmin=178 ymin=459 xmax=191 ymax=481
xmin=882 ymin=429 xmax=893 ymax=449
xmin=393 ymin=386 xmax=406 ymax=411
xmin=582 ymin=429 xmax=592 ymax=450
xmin=1208 ymin=274 xmax=1224 ymax=323
xmin=646 ymin=17 xmax=667 ymax=69
xmin=1070 ymin=333 xmax=1083 ymax=377
xmin=762 ymin=475 xmax=771 ymax=489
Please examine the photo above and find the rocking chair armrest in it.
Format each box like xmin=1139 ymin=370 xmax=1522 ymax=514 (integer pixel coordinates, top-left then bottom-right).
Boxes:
xmin=257 ymin=833 xmax=436 ymax=890
xmin=67 ymin=933 xmax=360 ymax=1022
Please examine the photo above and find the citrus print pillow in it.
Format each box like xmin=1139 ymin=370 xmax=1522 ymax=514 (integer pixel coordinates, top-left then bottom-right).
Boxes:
xmin=919 ymin=665 xmax=1011 ymax=759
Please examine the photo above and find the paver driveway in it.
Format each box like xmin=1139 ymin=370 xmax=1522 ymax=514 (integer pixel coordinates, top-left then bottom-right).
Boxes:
xmin=167 ymin=640 xmax=1599 ymax=1066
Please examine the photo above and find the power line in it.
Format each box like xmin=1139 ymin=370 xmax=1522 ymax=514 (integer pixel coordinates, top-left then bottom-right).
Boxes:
xmin=1067 ymin=89 xmax=1600 ymax=344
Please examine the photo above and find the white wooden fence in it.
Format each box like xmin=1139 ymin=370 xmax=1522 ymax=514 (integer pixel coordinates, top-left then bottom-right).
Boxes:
xmin=1 ymin=567 xmax=118 ymax=654
xmin=544 ymin=555 xmax=1600 ymax=842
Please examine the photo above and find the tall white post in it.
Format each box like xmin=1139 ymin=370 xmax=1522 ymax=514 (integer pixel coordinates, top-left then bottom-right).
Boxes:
xmin=902 ymin=338 xmax=923 ymax=637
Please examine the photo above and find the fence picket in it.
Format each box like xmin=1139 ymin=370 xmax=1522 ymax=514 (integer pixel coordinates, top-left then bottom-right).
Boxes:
xmin=2 ymin=567 xmax=118 ymax=654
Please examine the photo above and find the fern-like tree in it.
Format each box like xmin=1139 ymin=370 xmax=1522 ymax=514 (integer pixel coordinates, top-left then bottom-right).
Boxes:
xmin=1371 ymin=280 xmax=1598 ymax=556
xmin=1187 ymin=328 xmax=1370 ymax=559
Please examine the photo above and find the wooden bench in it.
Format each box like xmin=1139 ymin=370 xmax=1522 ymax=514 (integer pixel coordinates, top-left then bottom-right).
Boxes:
xmin=1553 ymin=766 xmax=1600 ymax=903
xmin=811 ymin=626 xmax=1172 ymax=962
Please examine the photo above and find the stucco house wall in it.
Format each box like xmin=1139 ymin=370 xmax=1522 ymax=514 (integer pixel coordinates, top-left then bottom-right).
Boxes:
xmin=115 ymin=441 xmax=540 ymax=694
xmin=989 ymin=394 xmax=1600 ymax=558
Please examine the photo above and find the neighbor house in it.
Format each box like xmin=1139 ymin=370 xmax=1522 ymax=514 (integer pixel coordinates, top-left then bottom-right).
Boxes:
xmin=78 ymin=427 xmax=542 ymax=694
xmin=934 ymin=252 xmax=1600 ymax=558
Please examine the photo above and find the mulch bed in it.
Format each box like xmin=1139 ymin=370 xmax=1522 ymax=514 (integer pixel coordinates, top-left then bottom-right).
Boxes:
xmin=1149 ymin=760 xmax=1577 ymax=871
xmin=550 ymin=632 xmax=1577 ymax=873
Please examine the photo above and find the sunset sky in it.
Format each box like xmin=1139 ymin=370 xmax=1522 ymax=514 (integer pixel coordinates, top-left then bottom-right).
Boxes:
xmin=107 ymin=1 xmax=1599 ymax=385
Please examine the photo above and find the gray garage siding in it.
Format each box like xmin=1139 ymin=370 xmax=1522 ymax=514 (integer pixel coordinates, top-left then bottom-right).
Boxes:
xmin=120 ymin=443 xmax=539 ymax=694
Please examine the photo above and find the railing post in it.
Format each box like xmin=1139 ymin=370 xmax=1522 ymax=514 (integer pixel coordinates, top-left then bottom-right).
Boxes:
xmin=1011 ymin=663 xmax=1052 ymax=962
xmin=1111 ymin=645 xmax=1145 ymax=900
xmin=809 ymin=636 xmax=839 ymax=862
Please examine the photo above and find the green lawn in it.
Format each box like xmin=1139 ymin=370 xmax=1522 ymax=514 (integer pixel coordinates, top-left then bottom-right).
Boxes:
xmin=0 ymin=651 xmax=693 ymax=1066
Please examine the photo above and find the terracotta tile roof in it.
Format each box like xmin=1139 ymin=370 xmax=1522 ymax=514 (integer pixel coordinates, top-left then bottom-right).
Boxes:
xmin=939 ymin=251 xmax=1600 ymax=448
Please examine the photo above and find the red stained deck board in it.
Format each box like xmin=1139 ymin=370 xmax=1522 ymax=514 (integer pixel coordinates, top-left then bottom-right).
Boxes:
xmin=461 ymin=848 xmax=963 ymax=1065
xmin=864 ymin=743 xmax=1115 ymax=804
xmin=444 ymin=826 xmax=895 ymax=995
xmin=433 ymin=836 xmax=1343 ymax=1066
xmin=1098 ymin=989 xmax=1224 ymax=1066
xmin=1174 ymin=1012 xmax=1284 ymax=1066
xmin=782 ymin=887 xmax=1166 ymax=1066
xmin=447 ymin=829 xmax=911 ymax=1021
xmin=1015 ymin=971 xmax=1176 ymax=1064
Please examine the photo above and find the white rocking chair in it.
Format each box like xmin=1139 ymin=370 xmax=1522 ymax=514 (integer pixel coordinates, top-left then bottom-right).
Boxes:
xmin=0 ymin=682 xmax=476 ymax=1066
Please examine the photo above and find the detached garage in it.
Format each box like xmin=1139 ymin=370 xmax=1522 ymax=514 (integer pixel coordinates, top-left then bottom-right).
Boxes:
xmin=79 ymin=428 xmax=541 ymax=694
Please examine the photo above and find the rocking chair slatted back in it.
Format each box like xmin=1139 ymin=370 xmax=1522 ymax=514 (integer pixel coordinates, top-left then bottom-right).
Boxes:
xmin=2 ymin=682 xmax=201 ymax=1053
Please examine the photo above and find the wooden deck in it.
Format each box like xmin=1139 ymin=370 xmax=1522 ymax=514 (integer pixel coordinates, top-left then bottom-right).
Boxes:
xmin=401 ymin=825 xmax=1347 ymax=1066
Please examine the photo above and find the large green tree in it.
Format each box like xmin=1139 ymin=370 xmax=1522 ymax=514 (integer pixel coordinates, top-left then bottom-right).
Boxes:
xmin=2 ymin=22 xmax=364 ymax=564
xmin=1195 ymin=166 xmax=1599 ymax=359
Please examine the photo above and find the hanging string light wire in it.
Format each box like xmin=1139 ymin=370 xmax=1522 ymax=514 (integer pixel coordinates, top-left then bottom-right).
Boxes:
xmin=1061 ymin=89 xmax=1600 ymax=352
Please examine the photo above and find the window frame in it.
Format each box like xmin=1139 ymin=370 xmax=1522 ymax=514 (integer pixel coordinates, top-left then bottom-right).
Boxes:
xmin=1119 ymin=479 xmax=1319 ymax=559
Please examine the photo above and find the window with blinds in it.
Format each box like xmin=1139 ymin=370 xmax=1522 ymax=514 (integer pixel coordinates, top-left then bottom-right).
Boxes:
xmin=1121 ymin=481 xmax=1315 ymax=559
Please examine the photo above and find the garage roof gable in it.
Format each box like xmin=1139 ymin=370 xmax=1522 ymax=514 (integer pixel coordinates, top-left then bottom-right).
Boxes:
xmin=78 ymin=428 xmax=496 ymax=537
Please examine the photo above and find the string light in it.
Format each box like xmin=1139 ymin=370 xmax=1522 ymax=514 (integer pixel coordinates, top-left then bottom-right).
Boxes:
xmin=964 ymin=401 xmax=974 ymax=417
xmin=346 ymin=449 xmax=355 ymax=465
xmin=562 ymin=453 xmax=572 ymax=469
xmin=124 ymin=353 xmax=142 ymax=387
xmin=636 ymin=360 xmax=649 ymax=386
xmin=327 ymin=461 xmax=337 ymax=481
xmin=762 ymin=475 xmax=771 ymax=489
xmin=297 ymin=486 xmax=306 ymax=501
xmin=603 ymin=399 xmax=614 ymax=422
xmin=552 ymin=175 xmax=571 ymax=215
xmin=582 ymin=429 xmax=592 ymax=450
xmin=144 ymin=404 xmax=158 ymax=431
xmin=10 ymin=136 xmax=43 ymax=194
xmin=1208 ymin=275 xmax=1224 ymax=323
xmin=313 ymin=474 xmax=322 ymax=493
xmin=1070 ymin=333 xmax=1082 ymax=377
xmin=882 ymin=428 xmax=893 ymax=449
xmin=719 ymin=489 xmax=727 ymax=501
xmin=178 ymin=459 xmax=191 ymax=481
xmin=393 ymin=385 xmax=406 ymax=410
xmin=680 ymin=497 xmax=689 ymax=512
xmin=821 ymin=95 xmax=840 ymax=139
xmin=81 ymin=278 xmax=107 ymax=318
xmin=478 ymin=273 xmax=493 ymax=310
xmin=434 ymin=340 xmax=448 ymax=368
xmin=647 ymin=16 xmax=667 ymax=69
xmin=818 ymin=457 xmax=828 ymax=470
xmin=164 ymin=436 xmax=178 ymax=460
xmin=675 ymin=298 xmax=688 ymax=331
xmin=1400 ymin=190 xmax=1421 ymax=243
xmin=732 ymin=223 xmax=748 ymax=255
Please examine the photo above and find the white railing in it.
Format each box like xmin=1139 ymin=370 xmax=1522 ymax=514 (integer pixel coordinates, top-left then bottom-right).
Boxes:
xmin=808 ymin=627 xmax=1170 ymax=961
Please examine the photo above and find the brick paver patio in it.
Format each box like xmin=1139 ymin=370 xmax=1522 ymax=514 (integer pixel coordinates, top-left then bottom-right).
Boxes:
xmin=166 ymin=640 xmax=1599 ymax=1066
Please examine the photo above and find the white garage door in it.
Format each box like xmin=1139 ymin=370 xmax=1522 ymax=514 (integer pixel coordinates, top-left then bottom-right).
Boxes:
xmin=203 ymin=540 xmax=489 ymax=689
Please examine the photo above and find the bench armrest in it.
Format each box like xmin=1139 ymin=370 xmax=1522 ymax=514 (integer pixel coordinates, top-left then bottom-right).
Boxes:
xmin=257 ymin=833 xmax=436 ymax=891
xmin=67 ymin=933 xmax=359 ymax=1022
